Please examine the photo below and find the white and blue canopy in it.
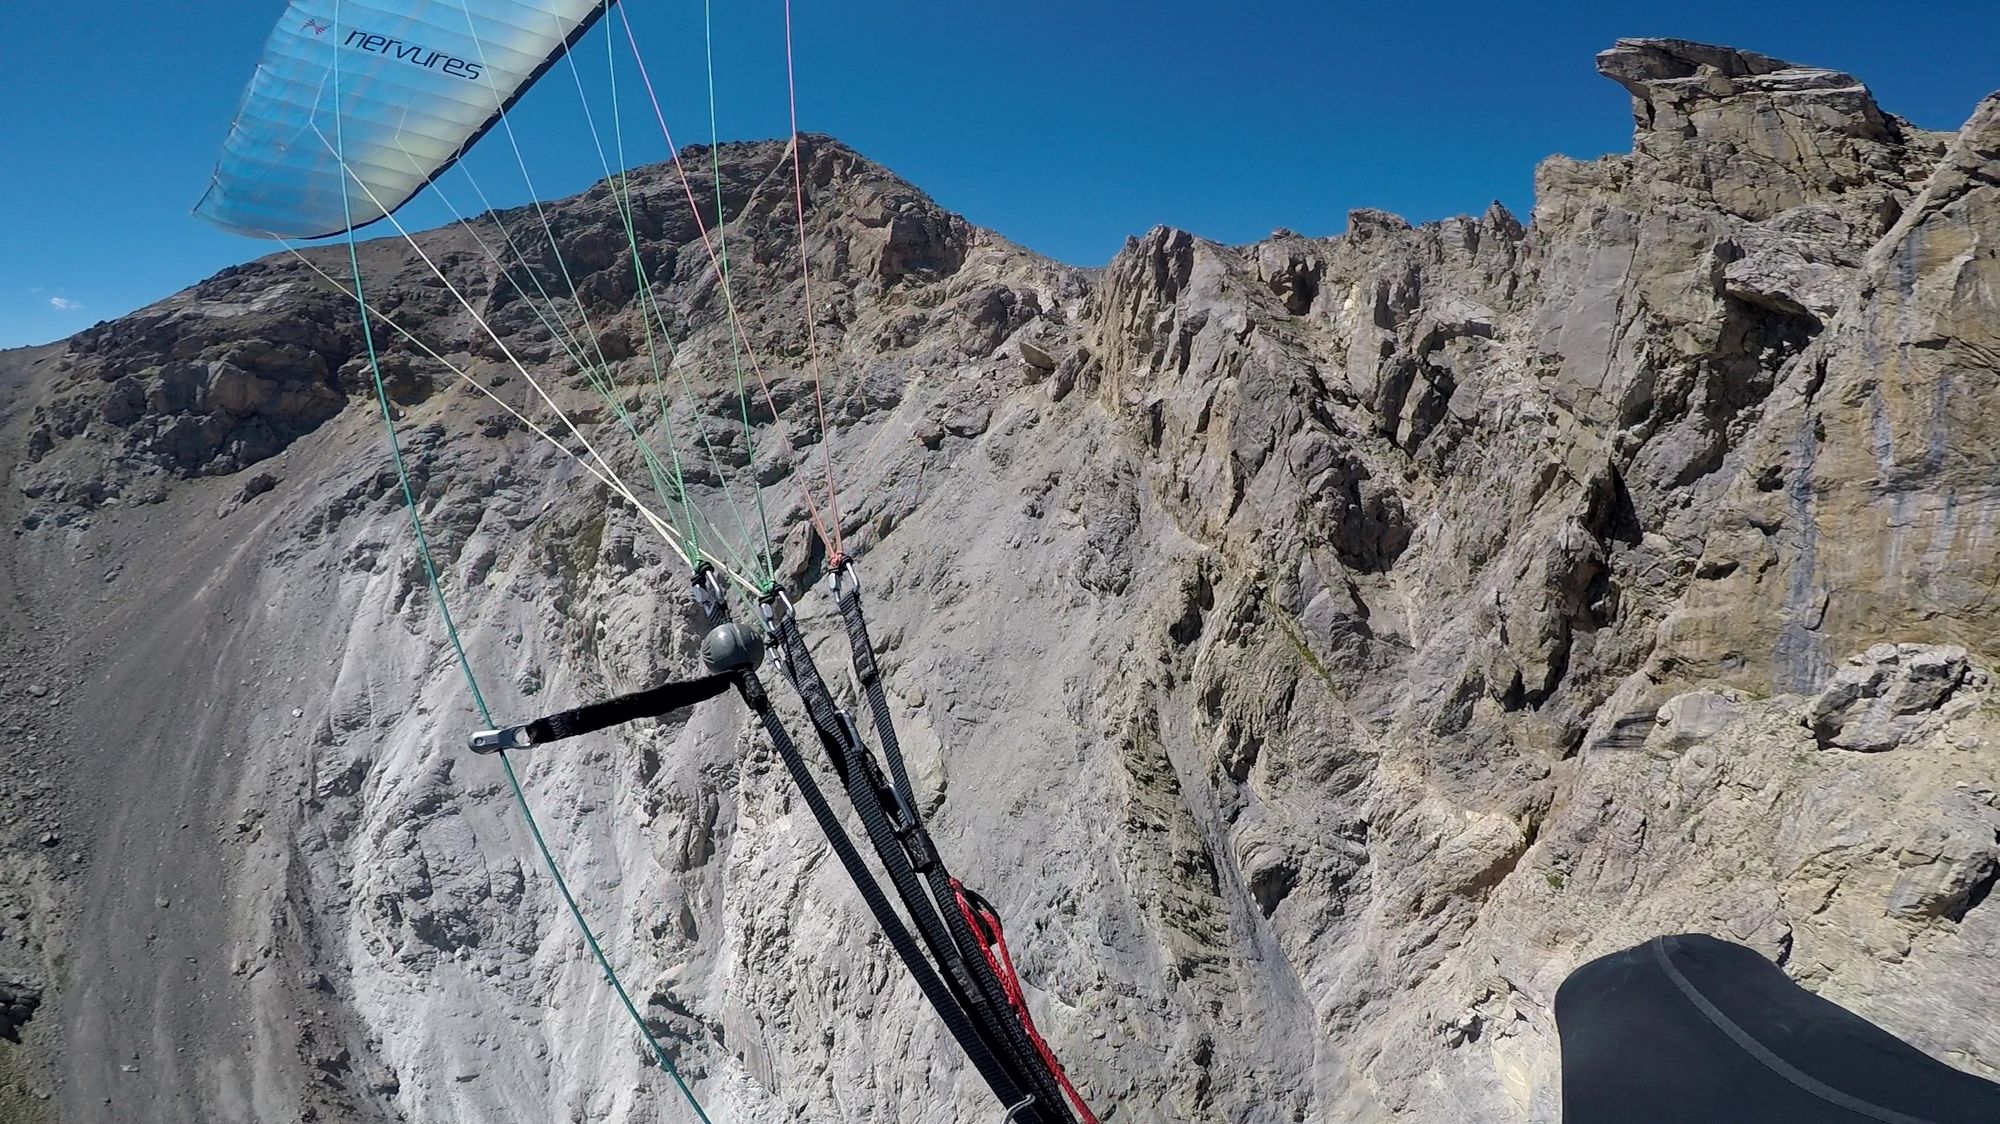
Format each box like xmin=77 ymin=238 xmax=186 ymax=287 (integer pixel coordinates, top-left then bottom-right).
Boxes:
xmin=196 ymin=0 xmax=607 ymax=239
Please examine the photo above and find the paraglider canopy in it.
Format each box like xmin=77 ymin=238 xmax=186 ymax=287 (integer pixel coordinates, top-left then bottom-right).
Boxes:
xmin=194 ymin=0 xmax=610 ymax=238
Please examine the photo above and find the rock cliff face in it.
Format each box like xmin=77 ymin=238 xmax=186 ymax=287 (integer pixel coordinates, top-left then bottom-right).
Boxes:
xmin=0 ymin=37 xmax=1996 ymax=1124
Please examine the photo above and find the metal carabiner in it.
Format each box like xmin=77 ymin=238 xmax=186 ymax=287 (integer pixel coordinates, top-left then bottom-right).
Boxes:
xmin=837 ymin=709 xmax=867 ymax=750
xmin=756 ymin=588 xmax=796 ymax=676
xmin=690 ymin=561 xmax=725 ymax=621
xmin=467 ymin=725 xmax=534 ymax=754
xmin=757 ymin=587 xmax=794 ymax=633
xmin=826 ymin=555 xmax=861 ymax=599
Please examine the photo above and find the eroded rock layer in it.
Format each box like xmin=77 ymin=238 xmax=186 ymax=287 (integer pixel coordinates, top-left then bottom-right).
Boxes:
xmin=0 ymin=37 xmax=1995 ymax=1124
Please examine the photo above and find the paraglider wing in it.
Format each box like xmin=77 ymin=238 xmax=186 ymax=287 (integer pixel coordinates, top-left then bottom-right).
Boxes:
xmin=195 ymin=0 xmax=608 ymax=239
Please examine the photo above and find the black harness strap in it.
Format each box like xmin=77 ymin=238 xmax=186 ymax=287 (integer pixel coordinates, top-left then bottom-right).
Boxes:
xmin=469 ymin=672 xmax=736 ymax=752
xmin=526 ymin=672 xmax=736 ymax=743
xmin=825 ymin=566 xmax=1080 ymax=1123
xmin=460 ymin=574 xmax=1085 ymax=1121
xmin=732 ymin=668 xmax=1033 ymax=1113
xmin=769 ymin=604 xmax=1074 ymax=1124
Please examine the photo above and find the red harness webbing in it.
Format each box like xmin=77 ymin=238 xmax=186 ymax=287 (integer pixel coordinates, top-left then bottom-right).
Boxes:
xmin=950 ymin=878 xmax=1102 ymax=1124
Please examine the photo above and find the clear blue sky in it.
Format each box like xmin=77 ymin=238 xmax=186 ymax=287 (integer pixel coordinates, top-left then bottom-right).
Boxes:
xmin=3 ymin=0 xmax=1997 ymax=349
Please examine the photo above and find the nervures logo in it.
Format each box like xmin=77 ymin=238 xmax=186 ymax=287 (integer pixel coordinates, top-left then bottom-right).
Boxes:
xmin=338 ymin=27 xmax=484 ymax=81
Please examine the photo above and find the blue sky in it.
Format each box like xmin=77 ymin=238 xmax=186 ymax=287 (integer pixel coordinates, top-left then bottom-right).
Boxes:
xmin=3 ymin=0 xmax=1997 ymax=349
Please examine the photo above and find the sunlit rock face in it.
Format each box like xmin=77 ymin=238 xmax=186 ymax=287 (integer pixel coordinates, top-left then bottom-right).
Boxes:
xmin=2 ymin=37 xmax=1996 ymax=1124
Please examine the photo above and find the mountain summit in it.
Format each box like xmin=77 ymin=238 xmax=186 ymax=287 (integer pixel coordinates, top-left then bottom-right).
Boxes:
xmin=2 ymin=39 xmax=1997 ymax=1124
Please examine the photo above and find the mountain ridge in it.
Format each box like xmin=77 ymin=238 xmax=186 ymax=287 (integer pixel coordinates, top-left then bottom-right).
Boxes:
xmin=1 ymin=37 xmax=1997 ymax=1123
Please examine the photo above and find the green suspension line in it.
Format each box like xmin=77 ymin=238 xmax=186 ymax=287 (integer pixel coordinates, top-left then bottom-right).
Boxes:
xmin=409 ymin=160 xmax=756 ymax=585
xmin=603 ymin=23 xmax=702 ymax=559
xmin=327 ymin=5 xmax=716 ymax=1119
xmin=449 ymin=2 xmax=692 ymax=549
xmin=600 ymin=20 xmax=771 ymax=594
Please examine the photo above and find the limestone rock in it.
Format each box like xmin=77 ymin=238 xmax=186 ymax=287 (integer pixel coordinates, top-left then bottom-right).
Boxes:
xmin=1887 ymin=807 xmax=2000 ymax=921
xmin=1807 ymin=644 xmax=1984 ymax=751
xmin=1655 ymin=689 xmax=1744 ymax=748
xmin=4 ymin=43 xmax=1999 ymax=1124
xmin=1595 ymin=38 xmax=1933 ymax=222
xmin=0 ymin=976 xmax=41 ymax=1043
xmin=1660 ymin=93 xmax=2000 ymax=692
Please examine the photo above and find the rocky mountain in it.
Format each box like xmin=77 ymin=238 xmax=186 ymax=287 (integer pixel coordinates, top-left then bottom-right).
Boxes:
xmin=1 ymin=36 xmax=1996 ymax=1123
